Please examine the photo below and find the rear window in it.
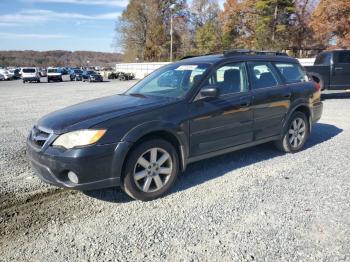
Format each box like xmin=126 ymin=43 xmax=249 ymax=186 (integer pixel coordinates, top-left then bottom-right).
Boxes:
xmin=315 ymin=52 xmax=331 ymax=65
xmin=23 ymin=68 xmax=36 ymax=73
xmin=48 ymin=69 xmax=59 ymax=73
xmin=274 ymin=63 xmax=307 ymax=84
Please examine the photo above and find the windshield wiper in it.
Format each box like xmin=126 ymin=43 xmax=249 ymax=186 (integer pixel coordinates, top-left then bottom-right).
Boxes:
xmin=128 ymin=93 xmax=147 ymax=98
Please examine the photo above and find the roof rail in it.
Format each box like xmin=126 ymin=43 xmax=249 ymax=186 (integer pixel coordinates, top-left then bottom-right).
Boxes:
xmin=224 ymin=49 xmax=288 ymax=57
xmin=180 ymin=55 xmax=197 ymax=60
xmin=180 ymin=50 xmax=288 ymax=60
xmin=180 ymin=51 xmax=223 ymax=60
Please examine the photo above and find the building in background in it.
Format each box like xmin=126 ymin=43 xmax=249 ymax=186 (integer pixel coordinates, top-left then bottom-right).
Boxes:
xmin=116 ymin=59 xmax=315 ymax=79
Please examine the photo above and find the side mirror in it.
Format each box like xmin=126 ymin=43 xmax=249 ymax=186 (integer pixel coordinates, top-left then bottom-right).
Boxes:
xmin=198 ymin=87 xmax=219 ymax=100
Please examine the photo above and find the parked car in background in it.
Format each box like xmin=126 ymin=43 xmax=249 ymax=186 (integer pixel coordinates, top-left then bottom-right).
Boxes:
xmin=8 ymin=68 xmax=21 ymax=79
xmin=0 ymin=69 xmax=12 ymax=80
xmin=108 ymin=71 xmax=135 ymax=81
xmin=0 ymin=73 xmax=5 ymax=81
xmin=69 ymin=69 xmax=83 ymax=81
xmin=22 ymin=67 xmax=41 ymax=83
xmin=39 ymin=68 xmax=47 ymax=77
xmin=26 ymin=50 xmax=323 ymax=201
xmin=82 ymin=70 xmax=103 ymax=82
xmin=61 ymin=68 xmax=69 ymax=75
xmin=47 ymin=67 xmax=63 ymax=82
xmin=305 ymin=50 xmax=350 ymax=90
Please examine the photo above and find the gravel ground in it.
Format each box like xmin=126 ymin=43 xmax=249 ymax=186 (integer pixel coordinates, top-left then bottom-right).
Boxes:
xmin=0 ymin=79 xmax=349 ymax=261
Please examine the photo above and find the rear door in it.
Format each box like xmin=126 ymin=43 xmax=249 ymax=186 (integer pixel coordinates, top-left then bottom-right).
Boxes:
xmin=247 ymin=61 xmax=291 ymax=140
xmin=331 ymin=51 xmax=350 ymax=89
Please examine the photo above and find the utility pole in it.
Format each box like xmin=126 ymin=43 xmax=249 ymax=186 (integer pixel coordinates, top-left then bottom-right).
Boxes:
xmin=272 ymin=4 xmax=278 ymax=42
xmin=170 ymin=14 xmax=173 ymax=62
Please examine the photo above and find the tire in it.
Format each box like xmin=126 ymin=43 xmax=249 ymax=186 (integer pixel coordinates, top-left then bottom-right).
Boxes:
xmin=122 ymin=139 xmax=179 ymax=201
xmin=275 ymin=111 xmax=309 ymax=153
xmin=23 ymin=80 xmax=26 ymax=84
xmin=60 ymin=78 xmax=63 ymax=82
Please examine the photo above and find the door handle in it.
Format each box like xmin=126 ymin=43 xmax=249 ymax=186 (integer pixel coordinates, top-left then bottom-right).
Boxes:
xmin=283 ymin=93 xmax=291 ymax=99
xmin=335 ymin=67 xmax=344 ymax=70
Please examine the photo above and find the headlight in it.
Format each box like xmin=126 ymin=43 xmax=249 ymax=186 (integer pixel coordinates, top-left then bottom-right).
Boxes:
xmin=52 ymin=129 xmax=106 ymax=149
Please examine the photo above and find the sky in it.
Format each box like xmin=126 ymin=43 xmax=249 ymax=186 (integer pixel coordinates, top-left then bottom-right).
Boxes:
xmin=0 ymin=0 xmax=224 ymax=53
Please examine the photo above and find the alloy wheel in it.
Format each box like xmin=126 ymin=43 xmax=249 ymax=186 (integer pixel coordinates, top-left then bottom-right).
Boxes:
xmin=288 ymin=117 xmax=306 ymax=148
xmin=133 ymin=148 xmax=173 ymax=193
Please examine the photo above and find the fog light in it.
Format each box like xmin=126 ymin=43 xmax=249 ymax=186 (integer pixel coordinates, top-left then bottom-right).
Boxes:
xmin=67 ymin=171 xmax=79 ymax=184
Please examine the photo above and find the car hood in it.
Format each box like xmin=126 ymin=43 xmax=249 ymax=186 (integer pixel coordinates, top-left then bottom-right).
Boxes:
xmin=37 ymin=94 xmax=174 ymax=134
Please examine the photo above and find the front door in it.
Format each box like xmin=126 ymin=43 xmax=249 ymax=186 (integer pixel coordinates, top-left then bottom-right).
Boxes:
xmin=189 ymin=62 xmax=254 ymax=156
xmin=331 ymin=51 xmax=350 ymax=89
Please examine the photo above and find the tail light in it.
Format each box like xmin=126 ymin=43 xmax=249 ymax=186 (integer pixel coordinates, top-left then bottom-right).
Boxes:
xmin=313 ymin=81 xmax=321 ymax=92
xmin=307 ymin=74 xmax=321 ymax=92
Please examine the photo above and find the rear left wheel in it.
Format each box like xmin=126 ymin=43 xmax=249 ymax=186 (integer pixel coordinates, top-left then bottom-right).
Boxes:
xmin=122 ymin=139 xmax=179 ymax=201
xmin=275 ymin=111 xmax=309 ymax=153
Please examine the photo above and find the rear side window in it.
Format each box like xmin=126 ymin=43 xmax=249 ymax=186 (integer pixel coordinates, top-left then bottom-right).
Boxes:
xmin=247 ymin=62 xmax=278 ymax=90
xmin=334 ymin=51 xmax=350 ymax=63
xmin=274 ymin=63 xmax=307 ymax=84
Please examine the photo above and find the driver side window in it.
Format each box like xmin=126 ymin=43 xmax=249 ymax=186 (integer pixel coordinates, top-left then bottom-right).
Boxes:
xmin=207 ymin=62 xmax=248 ymax=96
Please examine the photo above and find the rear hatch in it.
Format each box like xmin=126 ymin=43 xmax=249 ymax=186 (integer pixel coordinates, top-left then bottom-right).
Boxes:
xmin=22 ymin=68 xmax=37 ymax=78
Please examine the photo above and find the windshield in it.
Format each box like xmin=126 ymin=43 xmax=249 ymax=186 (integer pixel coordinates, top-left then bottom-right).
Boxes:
xmin=74 ymin=70 xmax=82 ymax=74
xmin=23 ymin=69 xmax=36 ymax=73
xmin=48 ymin=69 xmax=59 ymax=73
xmin=126 ymin=63 xmax=209 ymax=98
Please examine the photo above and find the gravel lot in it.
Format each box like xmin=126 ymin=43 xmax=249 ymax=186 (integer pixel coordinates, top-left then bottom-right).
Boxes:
xmin=0 ymin=79 xmax=349 ymax=261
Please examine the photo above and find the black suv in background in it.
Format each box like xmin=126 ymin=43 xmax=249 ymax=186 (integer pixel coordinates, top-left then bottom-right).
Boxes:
xmin=82 ymin=70 xmax=103 ymax=82
xmin=27 ymin=50 xmax=323 ymax=201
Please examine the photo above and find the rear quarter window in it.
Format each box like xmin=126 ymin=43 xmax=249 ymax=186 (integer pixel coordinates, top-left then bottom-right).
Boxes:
xmin=274 ymin=63 xmax=307 ymax=84
xmin=315 ymin=53 xmax=331 ymax=65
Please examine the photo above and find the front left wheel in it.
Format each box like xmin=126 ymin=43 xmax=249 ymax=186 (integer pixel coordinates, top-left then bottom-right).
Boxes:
xmin=122 ymin=139 xmax=179 ymax=201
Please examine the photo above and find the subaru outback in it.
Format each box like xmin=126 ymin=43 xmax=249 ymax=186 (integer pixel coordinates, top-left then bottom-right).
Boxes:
xmin=27 ymin=50 xmax=323 ymax=201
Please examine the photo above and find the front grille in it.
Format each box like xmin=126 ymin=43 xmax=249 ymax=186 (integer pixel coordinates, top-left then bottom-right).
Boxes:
xmin=30 ymin=126 xmax=51 ymax=148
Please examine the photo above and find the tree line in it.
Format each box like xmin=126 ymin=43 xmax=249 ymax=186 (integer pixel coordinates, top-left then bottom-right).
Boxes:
xmin=0 ymin=51 xmax=122 ymax=68
xmin=116 ymin=0 xmax=350 ymax=62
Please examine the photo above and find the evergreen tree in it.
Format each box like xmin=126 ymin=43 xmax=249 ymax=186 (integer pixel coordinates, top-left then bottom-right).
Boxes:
xmin=255 ymin=0 xmax=295 ymax=50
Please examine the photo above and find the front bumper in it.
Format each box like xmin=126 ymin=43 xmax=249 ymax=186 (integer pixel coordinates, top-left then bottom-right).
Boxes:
xmin=23 ymin=77 xmax=40 ymax=81
xmin=48 ymin=75 xmax=62 ymax=80
xmin=89 ymin=76 xmax=103 ymax=82
xmin=26 ymin=138 xmax=132 ymax=190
